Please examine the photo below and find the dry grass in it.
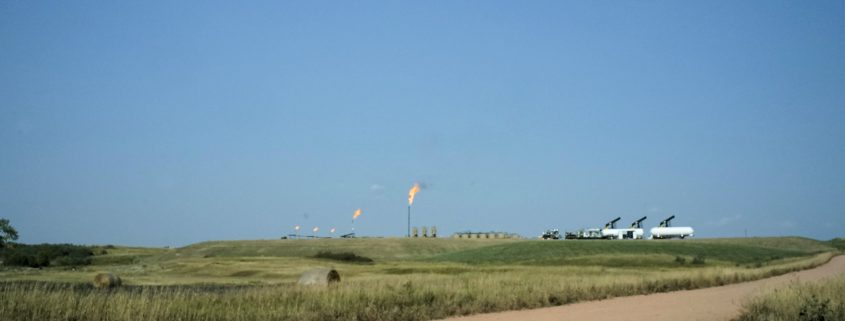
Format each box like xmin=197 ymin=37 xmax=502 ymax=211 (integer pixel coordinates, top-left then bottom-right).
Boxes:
xmin=735 ymin=270 xmax=845 ymax=321
xmin=0 ymin=252 xmax=834 ymax=321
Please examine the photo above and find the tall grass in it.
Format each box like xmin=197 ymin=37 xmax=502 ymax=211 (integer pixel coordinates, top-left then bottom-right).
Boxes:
xmin=0 ymin=252 xmax=833 ymax=321
xmin=736 ymin=271 xmax=845 ymax=321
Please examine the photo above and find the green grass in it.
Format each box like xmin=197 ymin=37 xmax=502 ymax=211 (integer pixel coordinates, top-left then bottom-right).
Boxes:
xmin=828 ymin=238 xmax=845 ymax=251
xmin=735 ymin=273 xmax=845 ymax=321
xmin=89 ymin=246 xmax=168 ymax=266
xmin=429 ymin=237 xmax=833 ymax=266
xmin=167 ymin=238 xmax=518 ymax=260
xmin=0 ymin=237 xmax=839 ymax=321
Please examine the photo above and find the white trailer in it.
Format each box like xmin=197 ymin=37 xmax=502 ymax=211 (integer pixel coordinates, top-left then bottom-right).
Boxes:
xmin=650 ymin=226 xmax=694 ymax=239
xmin=649 ymin=215 xmax=694 ymax=239
xmin=602 ymin=228 xmax=644 ymax=239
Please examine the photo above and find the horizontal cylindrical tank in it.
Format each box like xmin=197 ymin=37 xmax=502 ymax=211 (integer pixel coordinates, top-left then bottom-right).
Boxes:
xmin=601 ymin=229 xmax=619 ymax=238
xmin=650 ymin=227 xmax=694 ymax=239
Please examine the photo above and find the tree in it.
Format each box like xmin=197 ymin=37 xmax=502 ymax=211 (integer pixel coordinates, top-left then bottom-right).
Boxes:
xmin=0 ymin=218 xmax=18 ymax=248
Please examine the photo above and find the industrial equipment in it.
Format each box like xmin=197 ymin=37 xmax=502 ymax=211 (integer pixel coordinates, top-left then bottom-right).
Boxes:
xmin=600 ymin=216 xmax=647 ymax=239
xmin=564 ymin=228 xmax=604 ymax=239
xmin=650 ymin=215 xmax=694 ymax=239
xmin=540 ymin=229 xmax=561 ymax=240
xmin=630 ymin=216 xmax=647 ymax=228
xmin=604 ymin=217 xmax=621 ymax=229
xmin=410 ymin=226 xmax=438 ymax=238
xmin=620 ymin=216 xmax=647 ymax=239
xmin=453 ymin=231 xmax=520 ymax=239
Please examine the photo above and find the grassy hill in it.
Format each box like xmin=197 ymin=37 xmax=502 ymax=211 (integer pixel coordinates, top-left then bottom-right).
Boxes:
xmin=163 ymin=238 xmax=519 ymax=260
xmin=149 ymin=236 xmax=835 ymax=267
xmin=1 ymin=236 xmax=836 ymax=285
xmin=428 ymin=237 xmax=835 ymax=266
xmin=0 ymin=236 xmax=839 ymax=321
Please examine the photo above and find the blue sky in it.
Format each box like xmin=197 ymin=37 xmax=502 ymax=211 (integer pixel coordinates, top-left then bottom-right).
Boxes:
xmin=1 ymin=1 xmax=844 ymax=246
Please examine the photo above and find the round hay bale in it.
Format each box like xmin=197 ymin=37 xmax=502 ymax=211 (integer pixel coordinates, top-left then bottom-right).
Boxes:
xmin=298 ymin=268 xmax=340 ymax=286
xmin=93 ymin=272 xmax=122 ymax=289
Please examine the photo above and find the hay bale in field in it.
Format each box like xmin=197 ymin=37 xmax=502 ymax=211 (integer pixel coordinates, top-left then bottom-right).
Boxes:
xmin=298 ymin=268 xmax=340 ymax=286
xmin=93 ymin=272 xmax=122 ymax=289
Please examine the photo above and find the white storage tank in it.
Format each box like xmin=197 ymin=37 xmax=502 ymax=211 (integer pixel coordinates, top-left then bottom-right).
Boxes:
xmin=650 ymin=226 xmax=694 ymax=239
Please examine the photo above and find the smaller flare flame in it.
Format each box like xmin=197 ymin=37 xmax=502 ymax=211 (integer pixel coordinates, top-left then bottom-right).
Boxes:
xmin=353 ymin=208 xmax=362 ymax=220
xmin=408 ymin=182 xmax=421 ymax=205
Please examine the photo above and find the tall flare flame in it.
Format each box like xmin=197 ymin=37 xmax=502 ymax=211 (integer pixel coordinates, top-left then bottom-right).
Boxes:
xmin=408 ymin=182 xmax=421 ymax=205
xmin=353 ymin=208 xmax=362 ymax=220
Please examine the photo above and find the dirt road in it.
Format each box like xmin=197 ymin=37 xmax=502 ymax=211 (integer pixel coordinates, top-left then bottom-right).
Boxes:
xmin=440 ymin=255 xmax=845 ymax=321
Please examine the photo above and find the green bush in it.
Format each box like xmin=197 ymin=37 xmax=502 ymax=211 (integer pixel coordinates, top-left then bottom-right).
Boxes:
xmin=312 ymin=251 xmax=374 ymax=264
xmin=3 ymin=252 xmax=48 ymax=268
xmin=1 ymin=243 xmax=94 ymax=268
xmin=829 ymin=238 xmax=845 ymax=251
xmin=53 ymin=255 xmax=92 ymax=266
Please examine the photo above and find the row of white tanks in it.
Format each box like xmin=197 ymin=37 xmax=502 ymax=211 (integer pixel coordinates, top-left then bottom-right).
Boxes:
xmin=600 ymin=215 xmax=694 ymax=240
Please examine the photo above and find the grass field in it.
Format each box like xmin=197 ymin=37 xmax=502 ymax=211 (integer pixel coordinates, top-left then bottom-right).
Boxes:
xmin=0 ymin=237 xmax=840 ymax=321
xmin=735 ymin=273 xmax=845 ymax=321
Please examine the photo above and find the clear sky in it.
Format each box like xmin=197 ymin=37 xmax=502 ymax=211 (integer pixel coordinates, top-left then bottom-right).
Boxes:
xmin=2 ymin=1 xmax=844 ymax=246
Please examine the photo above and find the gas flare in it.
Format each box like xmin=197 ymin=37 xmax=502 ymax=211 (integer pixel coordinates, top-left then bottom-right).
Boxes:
xmin=312 ymin=227 xmax=319 ymax=233
xmin=353 ymin=208 xmax=362 ymax=219
xmin=408 ymin=182 xmax=421 ymax=205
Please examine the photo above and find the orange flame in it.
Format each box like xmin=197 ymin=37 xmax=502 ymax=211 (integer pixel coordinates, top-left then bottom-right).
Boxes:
xmin=353 ymin=208 xmax=362 ymax=220
xmin=408 ymin=182 xmax=421 ymax=205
